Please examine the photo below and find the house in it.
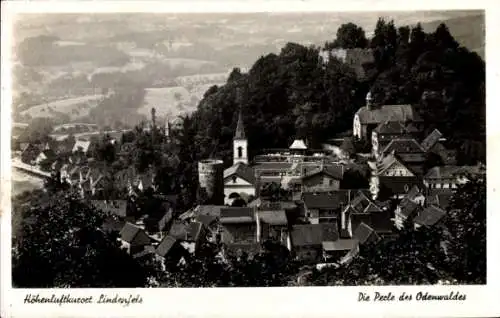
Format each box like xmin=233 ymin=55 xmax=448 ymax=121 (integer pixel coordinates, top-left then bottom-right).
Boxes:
xmin=258 ymin=209 xmax=289 ymax=245
xmin=381 ymin=139 xmax=426 ymax=176
xmin=353 ymin=92 xmax=423 ymax=140
xmin=290 ymin=223 xmax=339 ymax=262
xmin=219 ymin=207 xmax=258 ymax=245
xmin=423 ymin=165 xmax=482 ymax=189
xmin=374 ymin=153 xmax=417 ymax=178
xmin=301 ymin=164 xmax=344 ymax=193
xmin=420 ymin=129 xmax=457 ymax=165
xmin=119 ymin=222 xmax=151 ymax=256
xmin=302 ymin=192 xmax=350 ymax=224
xmin=394 ymin=197 xmax=423 ymax=229
xmin=340 ymin=192 xmax=393 ymax=237
xmin=377 ymin=176 xmax=423 ymax=200
xmin=155 ymin=235 xmax=189 ymax=270
xmin=166 ymin=220 xmax=207 ymax=254
xmin=413 ymin=205 xmax=447 ymax=229
xmin=144 ymin=209 xmax=173 ymax=237
xmin=370 ymin=153 xmax=422 ymax=200
xmin=322 ymin=239 xmax=359 ymax=264
xmin=223 ymin=162 xmax=256 ymax=204
xmin=372 ymin=121 xmax=421 ymax=156
xmin=72 ymin=139 xmax=91 ymax=154
xmin=253 ymin=162 xmax=294 ymax=188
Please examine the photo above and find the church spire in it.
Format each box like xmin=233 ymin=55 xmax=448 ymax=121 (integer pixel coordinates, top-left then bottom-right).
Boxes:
xmin=234 ymin=109 xmax=246 ymax=140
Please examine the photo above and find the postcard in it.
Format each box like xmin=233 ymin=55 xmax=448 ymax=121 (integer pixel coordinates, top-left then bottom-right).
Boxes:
xmin=1 ymin=1 xmax=499 ymax=317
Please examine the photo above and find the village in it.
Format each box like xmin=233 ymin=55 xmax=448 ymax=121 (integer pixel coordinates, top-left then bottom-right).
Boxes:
xmin=11 ymin=82 xmax=486 ymax=275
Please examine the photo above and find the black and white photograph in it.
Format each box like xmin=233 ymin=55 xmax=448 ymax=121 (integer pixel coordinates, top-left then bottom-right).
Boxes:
xmin=2 ymin=2 xmax=493 ymax=312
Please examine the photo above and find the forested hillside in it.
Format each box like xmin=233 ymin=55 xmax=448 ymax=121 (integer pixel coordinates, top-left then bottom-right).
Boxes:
xmin=183 ymin=18 xmax=485 ymax=167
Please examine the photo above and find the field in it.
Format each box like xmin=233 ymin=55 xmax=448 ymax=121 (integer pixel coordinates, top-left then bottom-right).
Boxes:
xmin=420 ymin=13 xmax=485 ymax=59
xmin=20 ymin=94 xmax=105 ymax=120
xmin=138 ymin=87 xmax=194 ymax=119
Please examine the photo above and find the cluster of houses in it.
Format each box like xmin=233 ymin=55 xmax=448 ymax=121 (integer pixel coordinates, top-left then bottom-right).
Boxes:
xmin=14 ymin=86 xmax=485 ymax=272
xmin=87 ymin=91 xmax=484 ymax=271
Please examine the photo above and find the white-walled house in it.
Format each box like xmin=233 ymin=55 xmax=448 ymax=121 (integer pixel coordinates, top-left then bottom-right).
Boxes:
xmin=223 ymin=162 xmax=256 ymax=204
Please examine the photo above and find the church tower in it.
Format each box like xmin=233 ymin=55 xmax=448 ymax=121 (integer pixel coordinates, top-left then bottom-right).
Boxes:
xmin=233 ymin=110 xmax=248 ymax=165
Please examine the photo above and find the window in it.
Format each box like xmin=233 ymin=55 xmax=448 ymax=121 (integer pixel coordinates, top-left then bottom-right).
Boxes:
xmin=329 ymin=179 xmax=334 ymax=186
xmin=237 ymin=146 xmax=243 ymax=158
xmin=232 ymin=176 xmax=237 ymax=183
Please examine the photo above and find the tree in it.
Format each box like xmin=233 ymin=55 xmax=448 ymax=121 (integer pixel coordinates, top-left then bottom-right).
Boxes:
xmin=231 ymin=197 xmax=247 ymax=207
xmin=340 ymin=136 xmax=356 ymax=158
xmin=443 ymin=176 xmax=486 ymax=284
xmin=311 ymin=220 xmax=451 ymax=286
xmin=12 ymin=191 xmax=157 ymax=287
xmin=327 ymin=23 xmax=368 ymax=49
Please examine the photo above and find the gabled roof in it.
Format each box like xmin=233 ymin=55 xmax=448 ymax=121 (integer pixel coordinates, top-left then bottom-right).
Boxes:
xmin=196 ymin=214 xmax=218 ymax=227
xmin=253 ymin=162 xmax=293 ymax=171
xmin=350 ymin=191 xmax=372 ymax=213
xmin=167 ymin=220 xmax=186 ymax=239
xmin=322 ymin=239 xmax=359 ymax=251
xmin=353 ymin=222 xmax=380 ymax=245
xmin=414 ymin=205 xmax=446 ymax=227
xmin=72 ymin=140 xmax=91 ymax=153
xmin=186 ymin=221 xmax=204 ymax=242
xmin=398 ymin=199 xmax=422 ymax=218
xmin=224 ymin=162 xmax=256 ymax=185
xmin=259 ymin=210 xmax=288 ymax=225
xmin=220 ymin=207 xmax=254 ymax=218
xmin=363 ymin=202 xmax=382 ymax=213
xmin=302 ymin=192 xmax=346 ymax=210
xmin=379 ymin=176 xmax=422 ymax=196
xmin=355 ymin=104 xmax=422 ymax=124
xmin=375 ymin=121 xmax=408 ymax=134
xmin=155 ymin=235 xmax=178 ymax=257
xmin=421 ymin=129 xmax=443 ymax=152
xmin=302 ymin=164 xmax=344 ymax=181
xmin=289 ymin=139 xmax=308 ymax=150
xmin=119 ymin=222 xmax=150 ymax=246
xmin=291 ymin=223 xmax=338 ymax=247
xmin=382 ymin=138 xmax=424 ymax=154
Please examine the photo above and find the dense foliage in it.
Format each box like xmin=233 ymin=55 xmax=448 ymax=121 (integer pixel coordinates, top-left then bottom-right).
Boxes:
xmin=182 ymin=20 xmax=484 ymax=167
xmin=12 ymin=190 xmax=156 ymax=287
xmin=309 ymin=177 xmax=485 ymax=286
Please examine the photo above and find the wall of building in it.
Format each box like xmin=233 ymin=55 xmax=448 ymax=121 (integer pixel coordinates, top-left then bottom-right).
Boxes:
xmin=302 ymin=174 xmax=340 ymax=192
xmin=222 ymin=223 xmax=257 ymax=244
xmin=380 ymin=161 xmax=414 ymax=177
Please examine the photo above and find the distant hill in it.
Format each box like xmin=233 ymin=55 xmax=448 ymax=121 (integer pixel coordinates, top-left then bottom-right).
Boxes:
xmin=420 ymin=13 xmax=485 ymax=59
